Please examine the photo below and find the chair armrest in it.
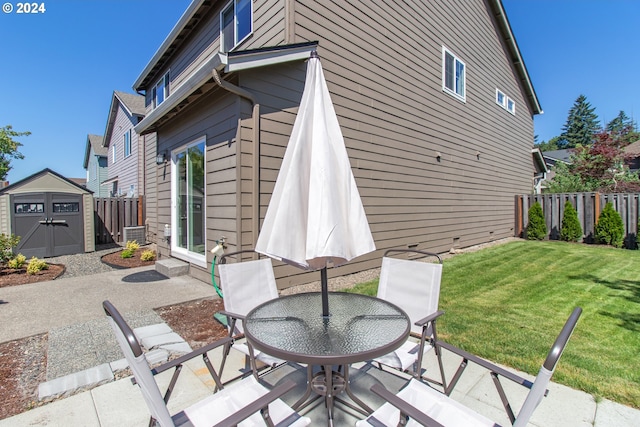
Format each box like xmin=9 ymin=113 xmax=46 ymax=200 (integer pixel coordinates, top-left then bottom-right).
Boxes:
xmin=437 ymin=341 xmax=534 ymax=389
xmin=370 ymin=384 xmax=445 ymax=427
xmin=151 ymin=336 xmax=233 ymax=376
xmin=212 ymin=380 xmax=297 ymax=427
xmin=415 ymin=310 xmax=445 ymax=328
xmin=217 ymin=310 xmax=245 ymax=322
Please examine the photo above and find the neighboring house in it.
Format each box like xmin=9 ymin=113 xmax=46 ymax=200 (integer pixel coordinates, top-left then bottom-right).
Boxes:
xmin=622 ymin=140 xmax=640 ymax=172
xmin=101 ymin=91 xmax=146 ymax=198
xmin=132 ymin=0 xmax=543 ymax=288
xmin=83 ymin=134 xmax=109 ymax=197
xmin=532 ymin=148 xmax=548 ymax=194
xmin=542 ymin=149 xmax=573 ymax=169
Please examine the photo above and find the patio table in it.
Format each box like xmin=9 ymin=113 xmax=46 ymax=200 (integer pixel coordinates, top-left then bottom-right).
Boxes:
xmin=244 ymin=292 xmax=410 ymax=426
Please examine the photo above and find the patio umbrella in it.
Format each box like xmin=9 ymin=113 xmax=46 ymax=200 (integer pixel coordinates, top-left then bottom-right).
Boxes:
xmin=255 ymin=51 xmax=375 ymax=317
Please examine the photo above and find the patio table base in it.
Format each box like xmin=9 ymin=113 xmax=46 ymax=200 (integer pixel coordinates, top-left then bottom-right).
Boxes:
xmin=294 ymin=364 xmax=374 ymax=426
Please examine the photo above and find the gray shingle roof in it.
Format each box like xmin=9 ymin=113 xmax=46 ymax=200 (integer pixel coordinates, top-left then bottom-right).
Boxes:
xmin=89 ymin=134 xmax=107 ymax=156
xmin=114 ymin=91 xmax=145 ymax=117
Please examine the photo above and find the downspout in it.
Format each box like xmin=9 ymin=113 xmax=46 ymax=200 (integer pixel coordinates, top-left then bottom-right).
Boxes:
xmin=212 ymin=69 xmax=261 ymax=254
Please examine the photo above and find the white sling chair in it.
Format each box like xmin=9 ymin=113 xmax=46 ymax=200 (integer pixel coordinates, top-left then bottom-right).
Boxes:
xmin=103 ymin=300 xmax=310 ymax=427
xmin=357 ymin=307 xmax=582 ymax=427
xmin=372 ymin=249 xmax=446 ymax=385
xmin=217 ymin=250 xmax=286 ymax=380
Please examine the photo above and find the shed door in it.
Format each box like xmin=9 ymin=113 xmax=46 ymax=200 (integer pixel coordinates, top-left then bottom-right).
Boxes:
xmin=12 ymin=193 xmax=84 ymax=258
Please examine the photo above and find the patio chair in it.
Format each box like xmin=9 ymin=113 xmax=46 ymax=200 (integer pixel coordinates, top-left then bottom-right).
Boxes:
xmin=371 ymin=249 xmax=446 ymax=385
xmin=217 ymin=250 xmax=286 ymax=380
xmin=103 ymin=300 xmax=310 ymax=427
xmin=356 ymin=307 xmax=583 ymax=427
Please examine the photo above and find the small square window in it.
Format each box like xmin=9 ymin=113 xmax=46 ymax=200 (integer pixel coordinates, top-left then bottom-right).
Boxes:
xmin=496 ymin=89 xmax=506 ymax=107
xmin=220 ymin=0 xmax=253 ymax=52
xmin=507 ymin=97 xmax=516 ymax=115
xmin=442 ymin=47 xmax=465 ymax=101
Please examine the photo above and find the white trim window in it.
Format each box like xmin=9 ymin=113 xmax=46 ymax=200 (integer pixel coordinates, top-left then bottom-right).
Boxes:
xmin=443 ymin=47 xmax=465 ymax=101
xmin=496 ymin=89 xmax=506 ymax=107
xmin=152 ymin=72 xmax=170 ymax=108
xmin=124 ymin=129 xmax=131 ymax=157
xmin=111 ymin=144 xmax=116 ymax=164
xmin=171 ymin=137 xmax=206 ymax=267
xmin=220 ymin=0 xmax=253 ymax=53
xmin=496 ymin=88 xmax=516 ymax=115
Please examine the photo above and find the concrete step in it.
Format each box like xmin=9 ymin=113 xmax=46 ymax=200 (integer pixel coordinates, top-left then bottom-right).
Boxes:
xmin=155 ymin=258 xmax=189 ymax=277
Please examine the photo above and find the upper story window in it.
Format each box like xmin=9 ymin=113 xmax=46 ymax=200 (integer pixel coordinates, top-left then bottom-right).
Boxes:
xmin=124 ymin=130 xmax=131 ymax=157
xmin=220 ymin=0 xmax=252 ymax=53
xmin=506 ymin=98 xmax=516 ymax=115
xmin=496 ymin=88 xmax=516 ymax=115
xmin=112 ymin=144 xmax=117 ymax=164
xmin=496 ymin=89 xmax=506 ymax=107
xmin=443 ymin=47 xmax=465 ymax=101
xmin=152 ymin=72 xmax=170 ymax=108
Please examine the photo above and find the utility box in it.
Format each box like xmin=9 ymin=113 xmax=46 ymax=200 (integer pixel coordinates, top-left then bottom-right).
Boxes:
xmin=123 ymin=225 xmax=147 ymax=244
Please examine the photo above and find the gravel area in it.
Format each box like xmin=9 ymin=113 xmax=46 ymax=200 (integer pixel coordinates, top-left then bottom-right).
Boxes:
xmin=45 ymin=244 xmax=122 ymax=278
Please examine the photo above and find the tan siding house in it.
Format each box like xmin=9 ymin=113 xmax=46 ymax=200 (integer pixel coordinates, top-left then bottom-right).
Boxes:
xmin=102 ymin=91 xmax=146 ymax=197
xmin=134 ymin=0 xmax=542 ymax=289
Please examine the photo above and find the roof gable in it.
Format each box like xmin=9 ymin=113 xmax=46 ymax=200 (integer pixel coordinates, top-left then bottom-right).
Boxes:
xmin=102 ymin=91 xmax=145 ymax=147
xmin=83 ymin=134 xmax=106 ymax=169
xmin=0 ymin=168 xmax=91 ymax=195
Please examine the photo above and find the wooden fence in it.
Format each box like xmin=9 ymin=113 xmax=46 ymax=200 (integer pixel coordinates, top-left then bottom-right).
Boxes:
xmin=94 ymin=196 xmax=145 ymax=244
xmin=515 ymin=193 xmax=639 ymax=248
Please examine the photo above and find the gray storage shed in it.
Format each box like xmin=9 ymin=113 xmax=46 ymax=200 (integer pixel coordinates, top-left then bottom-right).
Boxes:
xmin=0 ymin=168 xmax=95 ymax=258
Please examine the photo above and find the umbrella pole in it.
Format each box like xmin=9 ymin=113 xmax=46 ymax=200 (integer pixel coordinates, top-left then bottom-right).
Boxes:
xmin=321 ymin=267 xmax=330 ymax=317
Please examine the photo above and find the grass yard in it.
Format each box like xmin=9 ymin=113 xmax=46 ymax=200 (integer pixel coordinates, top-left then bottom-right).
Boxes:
xmin=347 ymin=240 xmax=640 ymax=408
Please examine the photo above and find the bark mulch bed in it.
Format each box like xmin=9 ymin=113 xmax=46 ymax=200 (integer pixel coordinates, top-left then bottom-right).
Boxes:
xmin=0 ymin=264 xmax=65 ymax=288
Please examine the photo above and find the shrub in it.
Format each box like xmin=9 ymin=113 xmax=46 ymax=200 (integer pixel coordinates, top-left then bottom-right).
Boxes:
xmin=0 ymin=233 xmax=20 ymax=264
xmin=121 ymin=248 xmax=134 ymax=259
xmin=526 ymin=202 xmax=547 ymax=240
xmin=26 ymin=257 xmax=48 ymax=275
xmin=7 ymin=253 xmax=27 ymax=269
xmin=140 ymin=250 xmax=156 ymax=261
xmin=595 ymin=202 xmax=624 ymax=248
xmin=560 ymin=201 xmax=583 ymax=242
xmin=125 ymin=240 xmax=140 ymax=251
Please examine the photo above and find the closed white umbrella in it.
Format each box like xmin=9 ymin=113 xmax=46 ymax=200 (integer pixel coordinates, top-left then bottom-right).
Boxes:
xmin=256 ymin=51 xmax=375 ymax=316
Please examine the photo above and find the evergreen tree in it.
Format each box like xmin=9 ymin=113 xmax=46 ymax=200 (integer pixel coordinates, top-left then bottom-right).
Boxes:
xmin=595 ymin=202 xmax=624 ymax=248
xmin=560 ymin=95 xmax=600 ymax=148
xmin=526 ymin=202 xmax=547 ymax=240
xmin=605 ymin=111 xmax=639 ymax=147
xmin=560 ymin=201 xmax=583 ymax=242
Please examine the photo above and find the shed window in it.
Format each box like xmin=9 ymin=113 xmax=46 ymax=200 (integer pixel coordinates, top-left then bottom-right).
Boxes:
xmin=221 ymin=0 xmax=252 ymax=52
xmin=443 ymin=47 xmax=465 ymax=101
xmin=53 ymin=203 xmax=79 ymax=213
xmin=15 ymin=203 xmax=44 ymax=214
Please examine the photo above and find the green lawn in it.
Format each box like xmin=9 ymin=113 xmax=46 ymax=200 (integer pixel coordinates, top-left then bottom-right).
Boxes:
xmin=347 ymin=240 xmax=640 ymax=408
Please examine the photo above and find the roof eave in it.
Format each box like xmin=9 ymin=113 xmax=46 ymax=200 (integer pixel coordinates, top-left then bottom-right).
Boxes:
xmin=134 ymin=52 xmax=227 ymax=135
xmin=134 ymin=42 xmax=318 ymax=135
xmin=133 ymin=0 xmax=207 ymax=91
xmin=490 ymin=0 xmax=543 ymax=116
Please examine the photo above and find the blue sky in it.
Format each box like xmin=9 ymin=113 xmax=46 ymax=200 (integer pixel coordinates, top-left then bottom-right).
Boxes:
xmin=1 ymin=1 xmax=639 ymax=183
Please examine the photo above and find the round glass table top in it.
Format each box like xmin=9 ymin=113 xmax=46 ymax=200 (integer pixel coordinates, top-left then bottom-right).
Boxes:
xmin=244 ymin=292 xmax=410 ymax=365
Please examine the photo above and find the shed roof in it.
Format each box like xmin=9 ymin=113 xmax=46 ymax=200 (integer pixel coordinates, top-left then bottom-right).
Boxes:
xmin=0 ymin=168 xmax=92 ymax=195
